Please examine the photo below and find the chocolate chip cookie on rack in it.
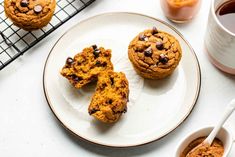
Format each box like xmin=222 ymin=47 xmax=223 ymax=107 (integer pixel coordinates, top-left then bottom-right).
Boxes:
xmin=4 ymin=0 xmax=56 ymax=31
xmin=128 ymin=27 xmax=182 ymax=79
xmin=60 ymin=45 xmax=114 ymax=89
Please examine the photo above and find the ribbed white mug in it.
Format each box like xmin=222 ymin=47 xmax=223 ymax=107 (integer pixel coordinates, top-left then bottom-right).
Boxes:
xmin=205 ymin=0 xmax=235 ymax=74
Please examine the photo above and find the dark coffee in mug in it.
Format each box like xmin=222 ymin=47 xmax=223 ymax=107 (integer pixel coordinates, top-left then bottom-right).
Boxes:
xmin=216 ymin=0 xmax=235 ymax=34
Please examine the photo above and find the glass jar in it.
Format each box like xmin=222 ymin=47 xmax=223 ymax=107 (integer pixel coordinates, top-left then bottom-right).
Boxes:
xmin=160 ymin=0 xmax=201 ymax=23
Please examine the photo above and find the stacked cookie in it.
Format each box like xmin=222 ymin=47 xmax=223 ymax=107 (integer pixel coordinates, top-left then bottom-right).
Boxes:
xmin=61 ymin=45 xmax=129 ymax=123
xmin=4 ymin=0 xmax=56 ymax=31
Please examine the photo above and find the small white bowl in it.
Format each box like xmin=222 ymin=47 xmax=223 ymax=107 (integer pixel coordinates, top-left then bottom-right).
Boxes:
xmin=175 ymin=127 xmax=234 ymax=157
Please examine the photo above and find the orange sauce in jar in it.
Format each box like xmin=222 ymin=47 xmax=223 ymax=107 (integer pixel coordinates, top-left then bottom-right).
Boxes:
xmin=160 ymin=0 xmax=201 ymax=23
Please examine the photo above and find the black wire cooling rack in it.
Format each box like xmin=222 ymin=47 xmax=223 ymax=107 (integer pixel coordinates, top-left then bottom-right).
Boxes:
xmin=0 ymin=0 xmax=95 ymax=70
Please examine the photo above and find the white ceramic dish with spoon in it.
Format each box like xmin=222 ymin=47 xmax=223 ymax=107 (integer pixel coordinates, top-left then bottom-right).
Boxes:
xmin=176 ymin=99 xmax=235 ymax=157
xmin=176 ymin=127 xmax=234 ymax=157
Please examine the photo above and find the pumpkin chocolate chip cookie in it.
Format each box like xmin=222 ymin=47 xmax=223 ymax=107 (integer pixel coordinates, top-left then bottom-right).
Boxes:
xmin=61 ymin=45 xmax=114 ymax=89
xmin=128 ymin=27 xmax=182 ymax=79
xmin=88 ymin=70 xmax=129 ymax=123
xmin=4 ymin=0 xmax=56 ymax=31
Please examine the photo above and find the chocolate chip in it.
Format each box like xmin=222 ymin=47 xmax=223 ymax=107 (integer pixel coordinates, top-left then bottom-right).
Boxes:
xmin=159 ymin=54 xmax=169 ymax=64
xmin=89 ymin=108 xmax=98 ymax=115
xmin=20 ymin=0 xmax=28 ymax=7
xmin=34 ymin=5 xmax=43 ymax=14
xmin=123 ymin=106 xmax=127 ymax=113
xmin=114 ymin=109 xmax=127 ymax=114
xmin=101 ymin=83 xmax=107 ymax=89
xmin=74 ymin=77 xmax=82 ymax=82
xmin=152 ymin=27 xmax=158 ymax=34
xmin=93 ymin=49 xmax=101 ymax=58
xmin=144 ymin=47 xmax=153 ymax=57
xmin=110 ymin=77 xmax=114 ymax=85
xmin=92 ymin=45 xmax=97 ymax=50
xmin=156 ymin=41 xmax=164 ymax=50
xmin=139 ymin=34 xmax=148 ymax=41
xmin=11 ymin=1 xmax=15 ymax=5
xmin=108 ymin=99 xmax=113 ymax=104
xmin=95 ymin=60 xmax=101 ymax=65
xmin=101 ymin=62 xmax=107 ymax=67
xmin=66 ymin=57 xmax=73 ymax=64
xmin=77 ymin=61 xmax=82 ymax=65
xmin=70 ymin=74 xmax=82 ymax=82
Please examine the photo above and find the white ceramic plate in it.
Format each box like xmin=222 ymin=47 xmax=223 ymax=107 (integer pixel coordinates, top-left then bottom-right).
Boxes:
xmin=43 ymin=12 xmax=201 ymax=147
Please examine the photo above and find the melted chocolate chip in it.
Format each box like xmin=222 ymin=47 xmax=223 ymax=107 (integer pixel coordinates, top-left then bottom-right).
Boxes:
xmin=20 ymin=0 xmax=29 ymax=7
xmin=123 ymin=106 xmax=127 ymax=113
xmin=89 ymin=108 xmax=98 ymax=115
xmin=144 ymin=47 xmax=153 ymax=57
xmin=101 ymin=83 xmax=107 ymax=89
xmin=152 ymin=26 xmax=158 ymax=34
xmin=108 ymin=99 xmax=113 ymax=104
xmin=114 ymin=109 xmax=127 ymax=114
xmin=34 ymin=5 xmax=43 ymax=14
xmin=95 ymin=60 xmax=101 ymax=65
xmin=110 ymin=77 xmax=114 ymax=85
xmin=92 ymin=45 xmax=97 ymax=50
xmin=101 ymin=62 xmax=107 ymax=67
xmin=70 ymin=74 xmax=82 ymax=82
xmin=77 ymin=61 xmax=82 ymax=65
xmin=93 ymin=49 xmax=101 ymax=58
xmin=139 ymin=34 xmax=148 ymax=41
xmin=159 ymin=54 xmax=169 ymax=64
xmin=156 ymin=41 xmax=164 ymax=50
xmin=74 ymin=77 xmax=82 ymax=82
xmin=66 ymin=57 xmax=73 ymax=64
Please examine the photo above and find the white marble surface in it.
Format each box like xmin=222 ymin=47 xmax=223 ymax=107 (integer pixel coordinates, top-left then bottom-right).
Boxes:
xmin=0 ymin=0 xmax=235 ymax=156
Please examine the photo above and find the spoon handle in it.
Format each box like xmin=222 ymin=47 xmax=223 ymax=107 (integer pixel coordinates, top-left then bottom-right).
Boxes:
xmin=206 ymin=99 xmax=235 ymax=145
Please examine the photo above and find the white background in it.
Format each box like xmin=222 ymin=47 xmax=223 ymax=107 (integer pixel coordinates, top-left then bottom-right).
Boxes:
xmin=0 ymin=0 xmax=235 ymax=156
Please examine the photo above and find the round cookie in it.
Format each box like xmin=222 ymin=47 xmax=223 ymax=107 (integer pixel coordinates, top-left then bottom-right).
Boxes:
xmin=4 ymin=0 xmax=56 ymax=31
xmin=88 ymin=70 xmax=129 ymax=123
xmin=128 ymin=27 xmax=182 ymax=79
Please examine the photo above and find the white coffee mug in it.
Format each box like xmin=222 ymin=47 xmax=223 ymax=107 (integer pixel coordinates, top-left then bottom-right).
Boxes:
xmin=205 ymin=0 xmax=235 ymax=74
xmin=175 ymin=127 xmax=234 ymax=157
